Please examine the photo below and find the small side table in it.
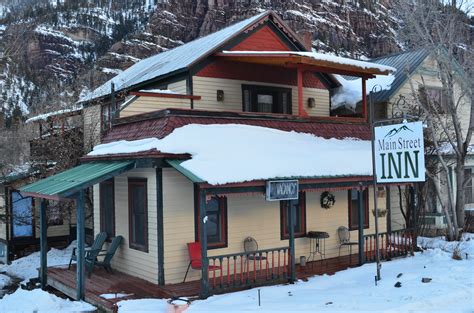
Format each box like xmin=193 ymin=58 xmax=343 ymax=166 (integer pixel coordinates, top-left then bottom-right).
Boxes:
xmin=307 ymin=231 xmax=330 ymax=263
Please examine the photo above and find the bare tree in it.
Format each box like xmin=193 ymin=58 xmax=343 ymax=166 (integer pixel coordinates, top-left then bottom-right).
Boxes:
xmin=394 ymin=0 xmax=473 ymax=240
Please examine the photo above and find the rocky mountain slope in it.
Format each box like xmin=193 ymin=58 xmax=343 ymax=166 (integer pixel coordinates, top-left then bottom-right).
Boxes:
xmin=0 ymin=0 xmax=405 ymax=120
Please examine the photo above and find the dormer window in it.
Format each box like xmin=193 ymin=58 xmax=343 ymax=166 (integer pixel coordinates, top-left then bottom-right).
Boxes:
xmin=242 ymin=85 xmax=291 ymax=114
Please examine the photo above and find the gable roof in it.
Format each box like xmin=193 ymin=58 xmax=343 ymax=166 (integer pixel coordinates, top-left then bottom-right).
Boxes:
xmin=369 ymin=49 xmax=431 ymax=104
xmin=80 ymin=11 xmax=305 ymax=104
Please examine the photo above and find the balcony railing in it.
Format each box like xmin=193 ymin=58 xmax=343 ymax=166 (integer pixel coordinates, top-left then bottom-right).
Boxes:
xmin=363 ymin=228 xmax=416 ymax=262
xmin=206 ymin=246 xmax=290 ymax=293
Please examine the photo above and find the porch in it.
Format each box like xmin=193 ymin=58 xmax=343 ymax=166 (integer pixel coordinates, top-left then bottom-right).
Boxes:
xmin=47 ymin=254 xmax=361 ymax=313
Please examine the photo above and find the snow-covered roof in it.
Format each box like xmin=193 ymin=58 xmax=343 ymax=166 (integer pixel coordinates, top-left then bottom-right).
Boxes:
xmin=80 ymin=11 xmax=270 ymax=103
xmin=25 ymin=107 xmax=83 ymax=124
xmin=221 ymin=51 xmax=396 ymax=74
xmin=88 ymin=124 xmax=372 ymax=185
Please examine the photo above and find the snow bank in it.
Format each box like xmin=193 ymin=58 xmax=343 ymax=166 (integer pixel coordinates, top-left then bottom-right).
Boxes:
xmin=418 ymin=233 xmax=474 ymax=257
xmin=117 ymin=298 xmax=168 ymax=312
xmin=0 ymin=288 xmax=95 ymax=312
xmin=0 ymin=274 xmax=11 ymax=289
xmin=0 ymin=241 xmax=76 ymax=282
xmin=331 ymin=74 xmax=395 ymax=110
xmin=88 ymin=124 xmax=372 ymax=185
xmin=186 ymin=234 xmax=474 ymax=313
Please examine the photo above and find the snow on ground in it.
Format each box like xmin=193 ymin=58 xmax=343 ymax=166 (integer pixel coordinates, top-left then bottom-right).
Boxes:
xmin=88 ymin=124 xmax=372 ymax=185
xmin=0 ymin=274 xmax=11 ymax=289
xmin=0 ymin=241 xmax=75 ymax=282
xmin=187 ymin=242 xmax=473 ymax=312
xmin=117 ymin=298 xmax=168 ymax=312
xmin=116 ymin=235 xmax=474 ymax=313
xmin=0 ymin=288 xmax=95 ymax=312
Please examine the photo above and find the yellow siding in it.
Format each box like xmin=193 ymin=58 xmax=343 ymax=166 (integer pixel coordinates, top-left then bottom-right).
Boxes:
xmin=94 ymin=168 xmax=159 ymax=284
xmin=193 ymin=76 xmax=330 ymax=117
xmin=162 ymin=168 xmax=387 ymax=284
xmin=120 ymin=96 xmax=191 ymax=118
xmin=83 ymin=105 xmax=101 ymax=153
xmin=168 ymin=80 xmax=188 ymax=94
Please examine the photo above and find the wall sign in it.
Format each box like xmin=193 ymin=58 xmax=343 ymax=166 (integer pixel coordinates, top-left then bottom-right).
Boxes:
xmin=374 ymin=121 xmax=425 ymax=183
xmin=266 ymin=180 xmax=299 ymax=201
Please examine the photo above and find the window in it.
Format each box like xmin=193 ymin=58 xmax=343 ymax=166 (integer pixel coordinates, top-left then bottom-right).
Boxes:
xmin=242 ymin=85 xmax=291 ymax=114
xmin=280 ymin=192 xmax=306 ymax=239
xmin=464 ymin=168 xmax=473 ymax=204
xmin=46 ymin=200 xmax=64 ymax=226
xmin=100 ymin=178 xmax=115 ymax=239
xmin=195 ymin=192 xmax=228 ymax=249
xmin=348 ymin=189 xmax=369 ymax=230
xmin=101 ymin=104 xmax=111 ymax=131
xmin=419 ymin=86 xmax=448 ymax=113
xmin=128 ymin=178 xmax=148 ymax=252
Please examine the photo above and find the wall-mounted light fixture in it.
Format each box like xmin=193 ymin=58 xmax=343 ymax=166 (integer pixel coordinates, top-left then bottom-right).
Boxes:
xmin=307 ymin=97 xmax=316 ymax=108
xmin=217 ymin=90 xmax=224 ymax=102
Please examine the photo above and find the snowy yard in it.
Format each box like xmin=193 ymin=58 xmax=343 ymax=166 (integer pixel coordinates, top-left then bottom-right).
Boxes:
xmin=118 ymin=234 xmax=474 ymax=313
xmin=0 ymin=235 xmax=472 ymax=312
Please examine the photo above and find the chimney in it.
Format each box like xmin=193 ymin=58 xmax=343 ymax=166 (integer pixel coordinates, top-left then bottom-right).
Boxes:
xmin=300 ymin=31 xmax=313 ymax=51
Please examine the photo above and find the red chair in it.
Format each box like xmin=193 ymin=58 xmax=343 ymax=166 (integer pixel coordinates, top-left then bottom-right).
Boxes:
xmin=183 ymin=242 xmax=221 ymax=282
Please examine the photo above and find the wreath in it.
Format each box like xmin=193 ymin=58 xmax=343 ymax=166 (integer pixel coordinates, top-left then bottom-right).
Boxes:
xmin=320 ymin=191 xmax=336 ymax=209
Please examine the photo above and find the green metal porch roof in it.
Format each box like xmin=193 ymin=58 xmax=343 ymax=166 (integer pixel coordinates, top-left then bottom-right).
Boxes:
xmin=165 ymin=159 xmax=206 ymax=183
xmin=20 ymin=161 xmax=135 ymax=199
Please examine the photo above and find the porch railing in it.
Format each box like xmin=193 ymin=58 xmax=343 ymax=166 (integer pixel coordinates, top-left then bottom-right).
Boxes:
xmin=363 ymin=228 xmax=416 ymax=262
xmin=206 ymin=246 xmax=290 ymax=293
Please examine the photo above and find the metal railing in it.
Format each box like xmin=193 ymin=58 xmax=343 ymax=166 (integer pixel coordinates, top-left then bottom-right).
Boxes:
xmin=206 ymin=246 xmax=290 ymax=293
xmin=363 ymin=228 xmax=416 ymax=262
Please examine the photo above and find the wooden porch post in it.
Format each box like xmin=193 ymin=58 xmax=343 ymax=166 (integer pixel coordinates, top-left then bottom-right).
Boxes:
xmin=362 ymin=77 xmax=367 ymax=121
xmin=357 ymin=187 xmax=365 ymax=265
xmin=76 ymin=190 xmax=85 ymax=300
xmin=296 ymin=66 xmax=307 ymax=117
xmin=40 ymin=198 xmax=47 ymax=289
xmin=287 ymin=200 xmax=296 ymax=283
xmin=199 ymin=188 xmax=209 ymax=298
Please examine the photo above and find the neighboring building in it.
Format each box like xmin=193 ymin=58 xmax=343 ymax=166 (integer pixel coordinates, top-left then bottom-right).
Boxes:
xmin=0 ymin=107 xmax=92 ymax=262
xmin=333 ymin=49 xmax=472 ymax=231
xmin=20 ymin=11 xmax=416 ymax=310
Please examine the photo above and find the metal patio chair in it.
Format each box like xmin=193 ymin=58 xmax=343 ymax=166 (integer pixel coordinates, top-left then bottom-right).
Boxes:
xmin=337 ymin=226 xmax=358 ymax=264
xmin=243 ymin=236 xmax=268 ymax=269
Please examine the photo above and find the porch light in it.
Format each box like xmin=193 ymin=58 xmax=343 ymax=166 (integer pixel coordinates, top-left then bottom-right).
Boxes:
xmin=307 ymin=97 xmax=316 ymax=108
xmin=217 ymin=90 xmax=224 ymax=101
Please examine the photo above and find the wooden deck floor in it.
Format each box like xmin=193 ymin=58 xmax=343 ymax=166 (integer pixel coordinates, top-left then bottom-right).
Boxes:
xmin=48 ymin=254 xmax=361 ymax=312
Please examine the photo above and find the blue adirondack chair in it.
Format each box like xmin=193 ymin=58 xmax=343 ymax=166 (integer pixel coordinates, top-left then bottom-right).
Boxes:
xmin=92 ymin=235 xmax=123 ymax=274
xmin=68 ymin=232 xmax=107 ymax=270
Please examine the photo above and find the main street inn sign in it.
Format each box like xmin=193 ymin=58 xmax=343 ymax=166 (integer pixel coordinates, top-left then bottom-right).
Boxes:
xmin=374 ymin=121 xmax=425 ymax=183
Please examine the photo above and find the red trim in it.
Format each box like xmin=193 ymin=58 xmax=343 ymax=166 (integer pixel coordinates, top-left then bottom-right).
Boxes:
xmin=280 ymin=192 xmax=306 ymax=239
xmin=195 ymin=189 xmax=228 ymax=249
xmin=80 ymin=152 xmax=190 ymax=162
xmin=128 ymin=178 xmax=149 ymax=252
xmin=296 ymin=66 xmax=308 ymax=116
xmin=129 ymin=92 xmax=201 ymax=100
xmin=197 ymin=60 xmax=327 ymax=89
xmin=348 ymin=189 xmax=370 ymax=230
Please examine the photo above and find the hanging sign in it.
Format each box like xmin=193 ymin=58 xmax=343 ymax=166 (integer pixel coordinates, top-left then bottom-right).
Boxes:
xmin=266 ymin=180 xmax=299 ymax=201
xmin=374 ymin=121 xmax=425 ymax=183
